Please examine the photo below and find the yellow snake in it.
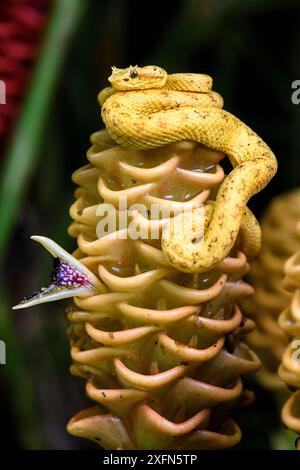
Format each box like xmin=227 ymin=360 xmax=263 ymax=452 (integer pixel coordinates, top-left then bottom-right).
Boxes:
xmin=100 ymin=65 xmax=277 ymax=273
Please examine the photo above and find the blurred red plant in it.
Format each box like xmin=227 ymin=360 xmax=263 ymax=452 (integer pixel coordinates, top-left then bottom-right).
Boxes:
xmin=0 ymin=0 xmax=52 ymax=156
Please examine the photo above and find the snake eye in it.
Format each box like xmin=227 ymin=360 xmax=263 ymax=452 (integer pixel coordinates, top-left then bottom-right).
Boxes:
xmin=130 ymin=69 xmax=138 ymax=79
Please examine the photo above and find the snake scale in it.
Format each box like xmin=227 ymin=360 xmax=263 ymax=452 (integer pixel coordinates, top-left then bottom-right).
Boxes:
xmin=100 ymin=65 xmax=277 ymax=273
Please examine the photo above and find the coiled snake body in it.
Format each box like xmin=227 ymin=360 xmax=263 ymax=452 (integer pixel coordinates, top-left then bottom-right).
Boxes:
xmin=100 ymin=65 xmax=277 ymax=273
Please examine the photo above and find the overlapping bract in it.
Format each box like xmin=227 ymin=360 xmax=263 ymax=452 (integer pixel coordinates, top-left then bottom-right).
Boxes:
xmin=278 ymin=224 xmax=300 ymax=444
xmin=245 ymin=190 xmax=300 ymax=390
xmin=65 ymin=129 xmax=260 ymax=450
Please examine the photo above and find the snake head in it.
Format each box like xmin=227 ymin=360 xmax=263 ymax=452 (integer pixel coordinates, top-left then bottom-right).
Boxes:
xmin=108 ymin=65 xmax=167 ymax=90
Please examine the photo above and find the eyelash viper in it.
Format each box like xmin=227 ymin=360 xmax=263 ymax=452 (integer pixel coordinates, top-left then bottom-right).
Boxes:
xmin=100 ymin=65 xmax=277 ymax=273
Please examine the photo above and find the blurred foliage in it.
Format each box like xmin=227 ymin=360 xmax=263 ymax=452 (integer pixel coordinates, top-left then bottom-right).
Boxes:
xmin=1 ymin=0 xmax=300 ymax=449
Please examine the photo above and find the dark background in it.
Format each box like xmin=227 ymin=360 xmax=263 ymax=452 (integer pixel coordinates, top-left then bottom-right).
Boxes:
xmin=0 ymin=0 xmax=299 ymax=449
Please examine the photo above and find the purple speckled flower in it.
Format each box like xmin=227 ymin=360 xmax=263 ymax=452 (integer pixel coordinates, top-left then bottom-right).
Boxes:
xmin=51 ymin=258 xmax=93 ymax=289
xmin=13 ymin=236 xmax=104 ymax=309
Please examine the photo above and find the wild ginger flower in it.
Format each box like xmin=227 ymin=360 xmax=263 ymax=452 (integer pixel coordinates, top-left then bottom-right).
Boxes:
xmin=278 ymin=223 xmax=300 ymax=446
xmin=13 ymin=236 xmax=105 ymax=309
xmin=245 ymin=189 xmax=300 ymax=391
